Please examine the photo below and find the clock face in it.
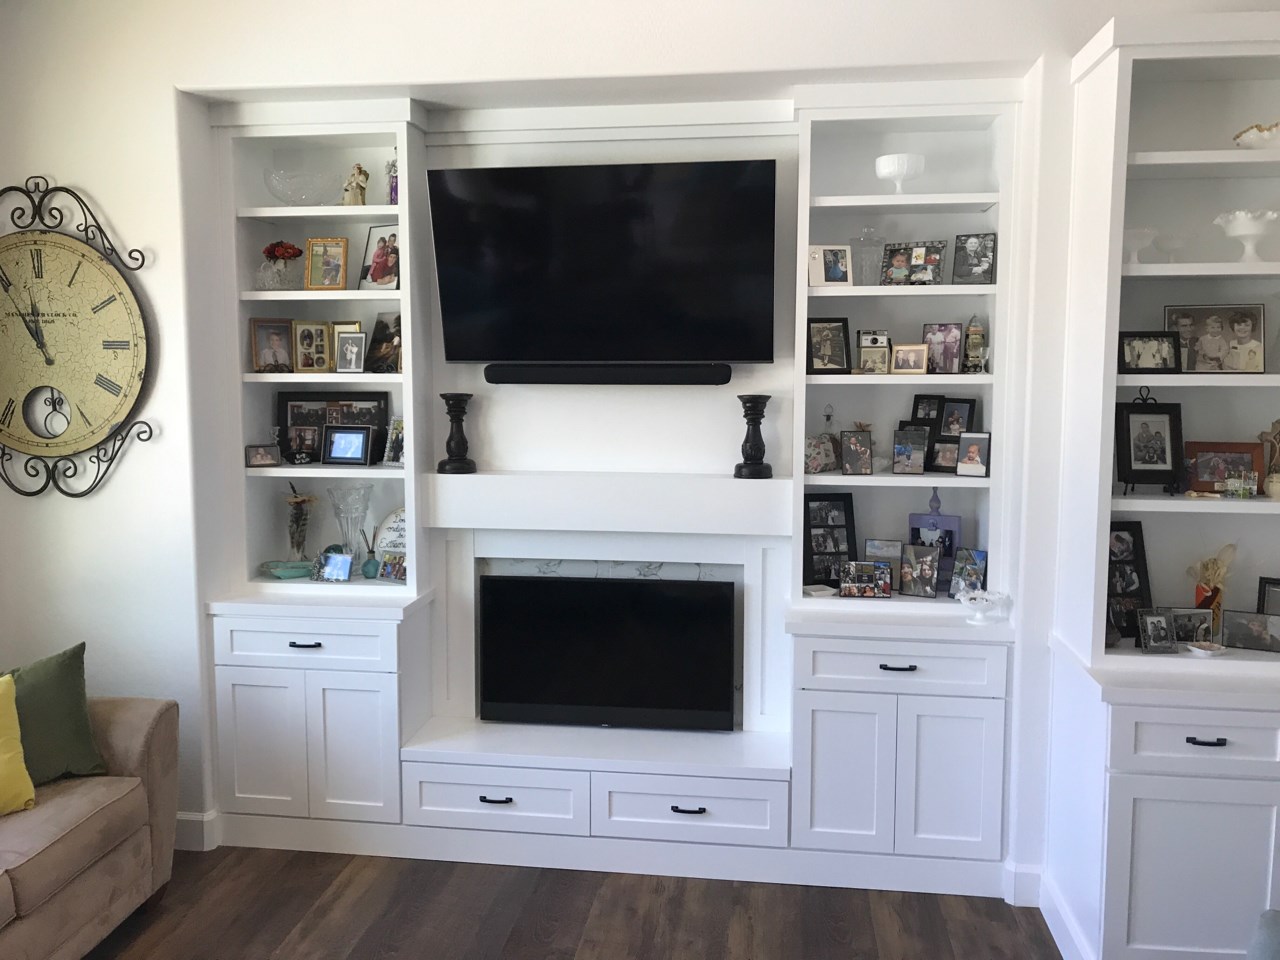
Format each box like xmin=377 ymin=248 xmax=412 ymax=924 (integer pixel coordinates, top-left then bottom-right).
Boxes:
xmin=0 ymin=230 xmax=148 ymax=457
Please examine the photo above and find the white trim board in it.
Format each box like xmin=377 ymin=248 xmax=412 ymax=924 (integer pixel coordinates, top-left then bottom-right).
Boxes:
xmin=1039 ymin=873 xmax=1098 ymax=960
xmin=175 ymin=810 xmax=222 ymax=853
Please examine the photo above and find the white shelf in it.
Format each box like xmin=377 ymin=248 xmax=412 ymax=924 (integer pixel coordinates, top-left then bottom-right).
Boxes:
xmin=1127 ymin=150 xmax=1280 ymax=180
xmin=1116 ymin=373 xmax=1280 ymax=388
xmin=242 ymin=372 xmax=403 ymax=384
xmin=810 ymin=192 xmax=1000 ymax=214
xmin=805 ymin=472 xmax=991 ymax=489
xmin=807 ymin=374 xmax=994 ymax=386
xmin=809 ymin=285 xmax=997 ymax=298
xmin=244 ymin=575 xmax=411 ymax=597
xmin=786 ymin=598 xmax=1014 ymax=640
xmin=400 ymin=716 xmax=792 ymax=782
xmin=237 ymin=204 xmax=400 ymax=220
xmin=1121 ymin=263 xmax=1280 ymax=278
xmin=1111 ymin=495 xmax=1280 ymax=515
xmin=240 ymin=290 xmax=400 ymax=301
xmin=246 ymin=465 xmax=404 ymax=478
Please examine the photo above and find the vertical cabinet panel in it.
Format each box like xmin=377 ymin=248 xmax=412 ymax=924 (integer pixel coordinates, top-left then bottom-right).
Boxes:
xmin=1104 ymin=774 xmax=1280 ymax=959
xmin=215 ymin=666 xmax=308 ymax=817
xmin=305 ymin=670 xmax=401 ymax=823
xmin=895 ymin=695 xmax=1004 ymax=860
xmin=791 ymin=690 xmax=897 ymax=853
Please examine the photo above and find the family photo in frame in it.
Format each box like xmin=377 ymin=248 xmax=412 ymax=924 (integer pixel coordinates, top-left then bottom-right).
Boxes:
xmin=1114 ymin=401 xmax=1183 ymax=492
xmin=1165 ymin=304 xmax=1265 ymax=373
xmin=881 ymin=240 xmax=947 ymax=286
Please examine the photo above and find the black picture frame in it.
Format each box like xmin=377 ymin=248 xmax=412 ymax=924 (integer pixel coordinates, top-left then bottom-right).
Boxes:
xmin=1118 ymin=332 xmax=1182 ymax=374
xmin=1259 ymin=577 xmax=1280 ymax=616
xmin=949 ymin=548 xmax=989 ymax=598
xmin=881 ymin=240 xmax=947 ymax=286
xmin=953 ymin=233 xmax=997 ymax=285
xmin=911 ymin=394 xmax=946 ymax=428
xmin=807 ymin=318 xmax=853 ymax=375
xmin=1107 ymin=520 xmax=1153 ymax=639
xmin=276 ymin=391 xmax=389 ymax=463
xmin=956 ymin=432 xmax=992 ymax=478
xmin=839 ymin=430 xmax=873 ymax=475
xmin=938 ymin=398 xmax=977 ymax=438
xmin=1222 ymin=610 xmax=1280 ymax=653
xmin=892 ymin=429 xmax=928 ymax=475
xmin=358 ymin=223 xmax=400 ymax=291
xmin=321 ymin=425 xmax=375 ymax=466
xmin=926 ymin=437 xmax=959 ymax=474
xmin=804 ymin=493 xmax=857 ymax=588
xmin=1114 ymin=401 xmax=1184 ymax=493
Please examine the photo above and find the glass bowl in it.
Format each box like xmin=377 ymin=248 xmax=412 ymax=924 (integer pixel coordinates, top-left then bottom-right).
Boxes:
xmin=263 ymin=169 xmax=343 ymax=206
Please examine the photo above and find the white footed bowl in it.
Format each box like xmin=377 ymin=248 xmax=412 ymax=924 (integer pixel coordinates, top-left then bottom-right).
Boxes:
xmin=1234 ymin=123 xmax=1280 ymax=149
xmin=875 ymin=153 xmax=925 ymax=194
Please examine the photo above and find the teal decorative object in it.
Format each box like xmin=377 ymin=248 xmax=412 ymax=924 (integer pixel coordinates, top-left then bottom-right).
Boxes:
xmin=360 ymin=531 xmax=379 ymax=579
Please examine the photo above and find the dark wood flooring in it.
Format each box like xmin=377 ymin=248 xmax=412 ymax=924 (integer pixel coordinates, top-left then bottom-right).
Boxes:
xmin=87 ymin=848 xmax=1062 ymax=959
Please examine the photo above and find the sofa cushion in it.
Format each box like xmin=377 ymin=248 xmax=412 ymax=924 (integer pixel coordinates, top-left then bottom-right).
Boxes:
xmin=0 ymin=776 xmax=146 ymax=916
xmin=4 ymin=643 xmax=106 ymax=786
xmin=0 ymin=871 xmax=13 ymax=931
xmin=0 ymin=676 xmax=34 ymax=816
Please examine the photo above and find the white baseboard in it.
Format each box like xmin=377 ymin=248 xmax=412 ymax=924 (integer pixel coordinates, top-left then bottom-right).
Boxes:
xmin=175 ymin=810 xmax=222 ymax=852
xmin=1039 ymin=873 xmax=1097 ymax=960
xmin=218 ymin=814 xmax=1007 ymax=897
xmin=1002 ymin=860 xmax=1042 ymax=907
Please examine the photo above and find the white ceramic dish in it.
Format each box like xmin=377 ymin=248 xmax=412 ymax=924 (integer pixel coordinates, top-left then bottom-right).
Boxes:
xmin=1233 ymin=122 xmax=1280 ymax=149
xmin=1186 ymin=642 xmax=1228 ymax=658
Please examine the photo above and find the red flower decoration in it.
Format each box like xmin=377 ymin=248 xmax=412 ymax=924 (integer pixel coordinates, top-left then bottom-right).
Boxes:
xmin=263 ymin=240 xmax=302 ymax=262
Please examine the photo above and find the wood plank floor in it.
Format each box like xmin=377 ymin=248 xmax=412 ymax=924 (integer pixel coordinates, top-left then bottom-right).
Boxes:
xmin=87 ymin=848 xmax=1062 ymax=959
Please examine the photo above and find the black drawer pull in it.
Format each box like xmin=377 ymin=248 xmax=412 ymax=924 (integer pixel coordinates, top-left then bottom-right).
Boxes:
xmin=879 ymin=664 xmax=918 ymax=672
xmin=479 ymin=795 xmax=513 ymax=804
xmin=1186 ymin=736 xmax=1228 ymax=748
xmin=288 ymin=641 xmax=323 ymax=649
xmin=671 ymin=805 xmax=707 ymax=815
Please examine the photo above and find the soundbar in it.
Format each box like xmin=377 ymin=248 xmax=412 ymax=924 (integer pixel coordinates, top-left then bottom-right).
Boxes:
xmin=484 ymin=363 xmax=733 ymax=386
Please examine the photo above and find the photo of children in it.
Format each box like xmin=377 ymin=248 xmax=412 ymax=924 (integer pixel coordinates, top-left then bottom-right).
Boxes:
xmin=1164 ymin=304 xmax=1265 ymax=373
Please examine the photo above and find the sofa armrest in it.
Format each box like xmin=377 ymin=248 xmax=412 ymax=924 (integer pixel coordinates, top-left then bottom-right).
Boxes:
xmin=87 ymin=697 xmax=179 ymax=892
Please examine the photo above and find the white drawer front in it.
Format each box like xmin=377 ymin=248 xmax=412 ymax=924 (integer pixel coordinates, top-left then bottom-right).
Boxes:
xmin=590 ymin=772 xmax=789 ymax=847
xmin=214 ymin=617 xmax=397 ymax=672
xmin=795 ymin=637 xmax=1006 ymax=697
xmin=401 ymin=762 xmax=590 ymax=836
xmin=1111 ymin=706 xmax=1280 ymax=778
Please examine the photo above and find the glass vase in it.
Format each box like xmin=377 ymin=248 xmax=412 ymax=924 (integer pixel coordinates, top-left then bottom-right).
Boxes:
xmin=255 ymin=258 xmax=303 ymax=291
xmin=327 ymin=484 xmax=373 ymax=554
xmin=851 ymin=226 xmax=886 ymax=286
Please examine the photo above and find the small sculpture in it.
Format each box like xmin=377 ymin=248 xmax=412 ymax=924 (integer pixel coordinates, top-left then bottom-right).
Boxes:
xmin=1188 ymin=543 xmax=1236 ymax=634
xmin=437 ymin=393 xmax=477 ymax=474
xmin=385 ymin=150 xmax=399 ymax=205
xmin=734 ymin=395 xmax=772 ymax=479
xmin=343 ymin=164 xmax=370 ymax=206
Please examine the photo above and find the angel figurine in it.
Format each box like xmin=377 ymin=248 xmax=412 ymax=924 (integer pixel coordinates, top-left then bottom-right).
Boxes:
xmin=385 ymin=149 xmax=398 ymax=205
xmin=342 ymin=163 xmax=370 ymax=205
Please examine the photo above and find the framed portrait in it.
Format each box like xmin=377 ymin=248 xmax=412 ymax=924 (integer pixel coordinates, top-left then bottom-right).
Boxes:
xmin=313 ymin=552 xmax=354 ymax=583
xmin=1259 ymin=577 xmax=1280 ymax=616
xmin=926 ymin=437 xmax=959 ymax=473
xmin=1107 ymin=520 xmax=1152 ymax=638
xmin=1114 ymin=402 xmax=1183 ymax=491
xmin=382 ymin=415 xmax=405 ymax=465
xmin=840 ymin=430 xmax=873 ymax=475
xmin=956 ymin=432 xmax=991 ymax=477
xmin=953 ymin=233 xmax=996 ymax=285
xmin=1118 ymin=332 xmax=1181 ymax=374
xmin=808 ymin=318 xmax=853 ymax=374
xmin=912 ymin=394 xmax=945 ymax=426
xmin=1165 ymin=304 xmax=1265 ymax=373
xmin=891 ymin=343 xmax=928 ymax=374
xmin=1184 ymin=441 xmax=1265 ymax=494
xmin=367 ymin=312 xmax=402 ymax=374
xmin=922 ymin=322 xmax=965 ymax=374
xmin=358 ymin=224 xmax=400 ymax=291
xmin=250 ymin=318 xmax=294 ymax=373
xmin=859 ymin=345 xmax=890 ymax=375
xmin=1166 ymin=607 xmax=1216 ymax=646
xmin=1222 ymin=610 xmax=1280 ymax=653
xmin=949 ymin=548 xmax=988 ymax=598
xmin=803 ymin=493 xmax=856 ymax=588
xmin=909 ymin=511 xmax=961 ymax=579
xmin=892 ymin=428 xmax=928 ymax=474
xmin=244 ymin=443 xmax=282 ymax=468
xmin=839 ymin=560 xmax=892 ymax=599
xmin=899 ymin=544 xmax=942 ymax=598
xmin=865 ymin=539 xmax=903 ymax=590
xmin=1138 ymin=610 xmax=1179 ymax=654
xmin=336 ymin=332 xmax=368 ymax=374
xmin=881 ymin=240 xmax=947 ymax=286
xmin=304 ymin=237 xmax=348 ymax=290
xmin=276 ymin=391 xmax=389 ymax=463
xmin=321 ymin=425 xmax=374 ymax=466
xmin=292 ymin=321 xmax=331 ymax=373
xmin=377 ymin=550 xmax=408 ymax=583
xmin=808 ymin=245 xmax=852 ymax=286
xmin=939 ymin=398 xmax=977 ymax=437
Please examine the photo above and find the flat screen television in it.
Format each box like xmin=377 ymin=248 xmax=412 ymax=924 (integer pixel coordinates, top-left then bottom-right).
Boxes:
xmin=477 ymin=575 xmax=736 ymax=731
xmin=428 ymin=159 xmax=776 ymax=364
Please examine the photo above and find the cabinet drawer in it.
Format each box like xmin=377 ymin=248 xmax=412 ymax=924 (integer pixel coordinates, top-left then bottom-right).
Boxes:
xmin=795 ymin=637 xmax=1006 ymax=697
xmin=1110 ymin=706 xmax=1280 ymax=778
xmin=214 ymin=617 xmax=397 ymax=672
xmin=590 ymin=772 xmax=789 ymax=847
xmin=401 ymin=762 xmax=590 ymax=836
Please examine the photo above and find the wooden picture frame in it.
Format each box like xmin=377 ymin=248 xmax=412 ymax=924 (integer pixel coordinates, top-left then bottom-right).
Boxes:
xmin=804 ymin=493 xmax=856 ymax=588
xmin=1114 ymin=401 xmax=1183 ymax=492
xmin=304 ymin=237 xmax=348 ymax=290
xmin=1184 ymin=441 xmax=1265 ymax=494
xmin=249 ymin=317 xmax=294 ymax=373
xmin=291 ymin=321 xmax=331 ymax=373
xmin=807 ymin=318 xmax=853 ymax=374
xmin=891 ymin=343 xmax=928 ymax=374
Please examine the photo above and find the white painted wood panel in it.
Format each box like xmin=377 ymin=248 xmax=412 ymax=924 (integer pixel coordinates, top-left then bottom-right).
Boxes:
xmin=215 ymin=666 xmax=308 ymax=817
xmin=401 ymin=762 xmax=590 ymax=836
xmin=795 ymin=637 xmax=1006 ymax=698
xmin=305 ymin=671 xmax=401 ymax=823
xmin=214 ymin=616 xmax=398 ymax=672
xmin=1110 ymin=706 xmax=1280 ymax=778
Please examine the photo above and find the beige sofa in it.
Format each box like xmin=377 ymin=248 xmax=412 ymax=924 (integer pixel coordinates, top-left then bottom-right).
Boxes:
xmin=0 ymin=698 xmax=179 ymax=960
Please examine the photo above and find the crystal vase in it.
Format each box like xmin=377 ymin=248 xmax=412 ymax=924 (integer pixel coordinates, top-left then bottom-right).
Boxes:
xmin=327 ymin=484 xmax=373 ymax=554
xmin=851 ymin=226 xmax=886 ymax=286
xmin=255 ymin=259 xmax=303 ymax=291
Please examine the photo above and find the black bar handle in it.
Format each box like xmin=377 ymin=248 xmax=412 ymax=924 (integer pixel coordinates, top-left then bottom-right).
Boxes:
xmin=479 ymin=795 xmax=513 ymax=804
xmin=879 ymin=664 xmax=918 ymax=672
xmin=288 ymin=641 xmax=323 ymax=649
xmin=671 ymin=805 xmax=707 ymax=815
xmin=1186 ymin=736 xmax=1228 ymax=748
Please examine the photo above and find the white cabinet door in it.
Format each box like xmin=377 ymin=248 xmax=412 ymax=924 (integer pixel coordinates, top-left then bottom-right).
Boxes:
xmin=305 ymin=670 xmax=401 ymax=823
xmin=1104 ymin=774 xmax=1280 ymax=960
xmin=791 ymin=690 xmax=896 ymax=853
xmin=215 ymin=666 xmax=308 ymax=817
xmin=895 ymin=695 xmax=1004 ymax=860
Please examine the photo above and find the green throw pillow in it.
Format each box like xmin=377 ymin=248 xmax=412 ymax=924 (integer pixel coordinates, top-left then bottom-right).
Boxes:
xmin=4 ymin=643 xmax=105 ymax=785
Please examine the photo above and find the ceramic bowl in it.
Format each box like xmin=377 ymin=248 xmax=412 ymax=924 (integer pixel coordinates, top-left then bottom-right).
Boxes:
xmin=1233 ymin=122 xmax=1280 ymax=149
xmin=1122 ymin=227 xmax=1158 ymax=265
xmin=874 ymin=153 xmax=925 ymax=194
xmin=1186 ymin=641 xmax=1228 ymax=658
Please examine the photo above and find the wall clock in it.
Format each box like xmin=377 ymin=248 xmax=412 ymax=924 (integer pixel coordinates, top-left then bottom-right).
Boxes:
xmin=0 ymin=177 xmax=152 ymax=496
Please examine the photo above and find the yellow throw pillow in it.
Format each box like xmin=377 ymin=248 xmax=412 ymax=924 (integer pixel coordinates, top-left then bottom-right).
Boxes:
xmin=0 ymin=675 xmax=35 ymax=815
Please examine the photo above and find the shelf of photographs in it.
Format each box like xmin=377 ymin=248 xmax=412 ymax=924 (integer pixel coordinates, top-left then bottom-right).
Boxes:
xmin=808 ymin=213 xmax=998 ymax=291
xmin=232 ymin=132 xmax=400 ymax=211
xmin=242 ymin=290 xmax=401 ymax=302
xmin=237 ymin=205 xmax=400 ymax=221
xmin=805 ymin=374 xmax=994 ymax=386
xmin=246 ymin=465 xmax=406 ymax=479
xmin=238 ymin=215 xmax=402 ymax=295
xmin=809 ymin=193 xmax=1000 ymax=215
xmin=1116 ymin=374 xmax=1280 ymax=388
xmin=1111 ymin=495 xmax=1280 ymax=515
xmin=809 ymin=285 xmax=998 ymax=299
xmin=244 ymin=373 xmax=404 ymax=384
xmin=1122 ymin=264 xmax=1280 ymax=279
xmin=1127 ymin=151 xmax=1280 ymax=181
xmin=805 ymin=473 xmax=990 ymax=489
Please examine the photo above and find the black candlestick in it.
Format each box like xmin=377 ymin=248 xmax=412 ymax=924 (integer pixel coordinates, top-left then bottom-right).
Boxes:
xmin=437 ymin=393 xmax=477 ymax=474
xmin=734 ymin=394 xmax=772 ymax=479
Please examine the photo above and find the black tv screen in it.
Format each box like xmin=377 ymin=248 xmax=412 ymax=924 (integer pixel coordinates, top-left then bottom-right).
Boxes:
xmin=428 ymin=159 xmax=776 ymax=363
xmin=477 ymin=575 xmax=735 ymax=731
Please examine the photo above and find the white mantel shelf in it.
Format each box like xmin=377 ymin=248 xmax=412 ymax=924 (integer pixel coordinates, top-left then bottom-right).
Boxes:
xmin=1111 ymin=494 xmax=1280 ymax=515
xmin=425 ymin=471 xmax=792 ymax=537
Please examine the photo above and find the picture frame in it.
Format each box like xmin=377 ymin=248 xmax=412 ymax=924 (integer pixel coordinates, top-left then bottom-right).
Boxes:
xmin=313 ymin=551 xmax=354 ymax=583
xmin=1114 ymin=402 xmax=1184 ymax=492
xmin=864 ymin=539 xmax=903 ymax=591
xmin=1222 ymin=610 xmax=1280 ymax=653
xmin=808 ymin=245 xmax=852 ymax=286
xmin=1138 ymin=610 xmax=1179 ymax=654
xmin=1107 ymin=520 xmax=1153 ymax=639
xmin=304 ymin=237 xmax=348 ymax=290
xmin=908 ymin=511 xmax=962 ymax=580
xmin=377 ymin=550 xmax=408 ymax=583
xmin=249 ymin=318 xmax=294 ymax=373
xmin=1118 ymin=332 xmax=1181 ymax=374
xmin=892 ymin=428 xmax=928 ymax=474
xmin=367 ymin=312 xmax=402 ymax=374
xmin=1164 ymin=304 xmax=1265 ymax=373
xmin=881 ymin=240 xmax=947 ymax=286
xmin=891 ymin=343 xmax=928 ymax=374
xmin=808 ymin=318 xmax=853 ymax=374
xmin=956 ymin=432 xmax=991 ymax=477
xmin=953 ymin=233 xmax=996 ymax=285
xmin=276 ymin=391 xmax=389 ymax=463
xmin=1259 ymin=577 xmax=1280 ymax=616
xmin=926 ymin=437 xmax=959 ymax=473
xmin=938 ymin=398 xmax=977 ymax=437
xmin=839 ymin=430 xmax=873 ymax=475
xmin=1184 ymin=441 xmax=1265 ymax=494
xmin=804 ymin=493 xmax=857 ymax=588
xmin=336 ymin=332 xmax=368 ymax=374
xmin=291 ymin=321 xmax=331 ymax=373
xmin=858 ymin=345 xmax=890 ymax=375
xmin=382 ymin=415 xmax=405 ymax=465
xmin=321 ymin=424 xmax=375 ymax=466
xmin=899 ymin=544 xmax=942 ymax=598
xmin=912 ymin=394 xmax=945 ymax=426
xmin=1166 ymin=607 xmax=1216 ymax=646
xmin=244 ymin=443 xmax=282 ymax=468
xmin=922 ymin=322 xmax=965 ymax=374
xmin=358 ymin=224 xmax=400 ymax=291
xmin=949 ymin=548 xmax=988 ymax=598
xmin=839 ymin=560 xmax=892 ymax=599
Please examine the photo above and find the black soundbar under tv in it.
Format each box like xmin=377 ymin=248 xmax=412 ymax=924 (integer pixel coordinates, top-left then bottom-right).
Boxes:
xmin=483 ymin=363 xmax=733 ymax=385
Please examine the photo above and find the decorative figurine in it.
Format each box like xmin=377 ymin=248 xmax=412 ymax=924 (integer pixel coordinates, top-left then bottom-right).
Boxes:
xmin=386 ymin=149 xmax=398 ymax=205
xmin=734 ymin=395 xmax=773 ymax=479
xmin=437 ymin=393 xmax=477 ymax=474
xmin=343 ymin=163 xmax=370 ymax=206
xmin=1188 ymin=543 xmax=1237 ymax=634
xmin=962 ymin=314 xmax=987 ymax=374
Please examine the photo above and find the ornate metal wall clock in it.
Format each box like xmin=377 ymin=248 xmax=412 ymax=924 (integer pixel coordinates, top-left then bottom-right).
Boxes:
xmin=0 ymin=176 xmax=152 ymax=496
